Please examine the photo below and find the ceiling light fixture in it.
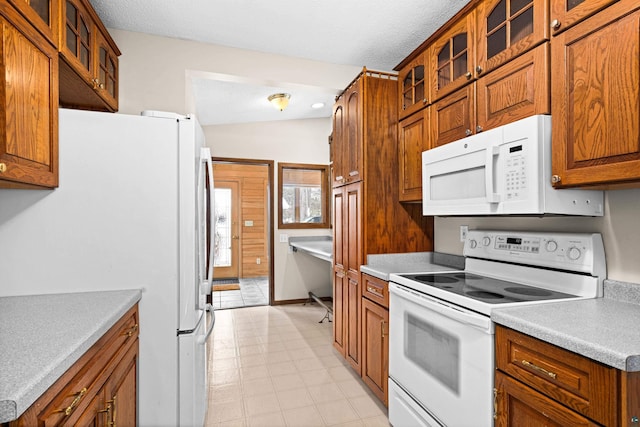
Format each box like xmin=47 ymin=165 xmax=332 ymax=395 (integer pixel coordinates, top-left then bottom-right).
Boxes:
xmin=311 ymin=102 xmax=325 ymax=109
xmin=268 ymin=93 xmax=291 ymax=111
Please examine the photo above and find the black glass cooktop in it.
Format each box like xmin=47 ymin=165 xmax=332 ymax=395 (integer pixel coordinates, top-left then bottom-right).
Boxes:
xmin=399 ymin=272 xmax=578 ymax=304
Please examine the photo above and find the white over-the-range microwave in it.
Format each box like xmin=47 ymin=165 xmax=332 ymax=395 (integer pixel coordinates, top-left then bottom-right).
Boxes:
xmin=422 ymin=115 xmax=604 ymax=216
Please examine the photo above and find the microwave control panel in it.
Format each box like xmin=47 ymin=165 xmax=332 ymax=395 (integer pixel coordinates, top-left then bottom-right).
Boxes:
xmin=503 ymin=143 xmax=527 ymax=200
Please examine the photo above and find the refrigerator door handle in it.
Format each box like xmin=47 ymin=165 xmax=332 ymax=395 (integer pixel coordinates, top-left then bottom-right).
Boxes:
xmin=205 ymin=152 xmax=215 ymax=285
xmin=177 ymin=307 xmax=206 ymax=336
xmin=197 ymin=304 xmax=215 ymax=345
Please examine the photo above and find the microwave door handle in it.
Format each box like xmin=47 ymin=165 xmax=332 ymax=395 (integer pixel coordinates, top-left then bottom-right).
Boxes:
xmin=485 ymin=145 xmax=501 ymax=204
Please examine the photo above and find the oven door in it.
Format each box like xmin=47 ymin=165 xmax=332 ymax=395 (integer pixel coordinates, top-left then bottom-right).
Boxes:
xmin=389 ymin=283 xmax=495 ymax=427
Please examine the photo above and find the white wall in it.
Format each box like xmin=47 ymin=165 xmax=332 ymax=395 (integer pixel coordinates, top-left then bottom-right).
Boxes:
xmin=109 ymin=30 xmax=347 ymax=301
xmin=435 ymin=188 xmax=640 ymax=284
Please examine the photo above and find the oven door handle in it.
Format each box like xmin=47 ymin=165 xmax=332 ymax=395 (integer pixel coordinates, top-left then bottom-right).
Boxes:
xmin=390 ymin=283 xmax=493 ymax=333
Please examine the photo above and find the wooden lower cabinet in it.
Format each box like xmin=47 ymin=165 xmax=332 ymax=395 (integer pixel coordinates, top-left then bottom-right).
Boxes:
xmin=361 ymin=296 xmax=389 ymax=405
xmin=9 ymin=305 xmax=139 ymax=426
xmin=495 ymin=372 xmax=598 ymax=427
xmin=333 ymin=267 xmax=347 ymax=356
xmin=495 ymin=325 xmax=640 ymax=426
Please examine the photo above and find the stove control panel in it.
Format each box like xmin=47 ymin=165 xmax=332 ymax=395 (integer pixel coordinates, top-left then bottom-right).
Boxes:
xmin=464 ymin=230 xmax=605 ymax=276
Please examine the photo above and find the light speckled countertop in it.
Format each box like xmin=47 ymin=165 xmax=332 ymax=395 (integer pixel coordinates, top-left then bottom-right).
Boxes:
xmin=0 ymin=289 xmax=142 ymax=423
xmin=361 ymin=252 xmax=465 ymax=281
xmin=289 ymin=236 xmax=332 ymax=262
xmin=492 ymin=280 xmax=640 ymax=372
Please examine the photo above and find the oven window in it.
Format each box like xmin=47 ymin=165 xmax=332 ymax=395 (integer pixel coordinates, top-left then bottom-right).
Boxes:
xmin=405 ymin=313 xmax=460 ymax=394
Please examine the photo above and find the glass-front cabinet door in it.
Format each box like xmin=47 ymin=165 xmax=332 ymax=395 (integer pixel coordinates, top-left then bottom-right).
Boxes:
xmin=61 ymin=0 xmax=93 ymax=81
xmin=476 ymin=0 xmax=548 ymax=76
xmin=398 ymin=53 xmax=429 ymax=119
xmin=430 ymin=11 xmax=475 ymax=102
xmin=8 ymin=0 xmax=58 ymax=43
xmin=550 ymin=0 xmax=619 ymax=34
xmin=95 ymin=30 xmax=119 ymax=110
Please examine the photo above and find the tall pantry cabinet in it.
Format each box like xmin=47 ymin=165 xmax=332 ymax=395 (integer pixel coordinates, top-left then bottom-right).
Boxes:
xmin=331 ymin=68 xmax=434 ymax=379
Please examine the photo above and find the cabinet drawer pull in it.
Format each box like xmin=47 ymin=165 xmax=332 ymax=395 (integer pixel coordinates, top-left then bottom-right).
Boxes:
xmin=493 ymin=388 xmax=500 ymax=419
xmin=348 ymin=171 xmax=359 ymax=177
xmin=335 ymin=175 xmax=344 ymax=182
xmin=56 ymin=387 xmax=87 ymax=416
xmin=122 ymin=324 xmax=138 ymax=337
xmin=0 ymin=163 xmax=6 ymax=173
xmin=366 ymin=286 xmax=383 ymax=297
xmin=521 ymin=359 xmax=557 ymax=379
xmin=381 ymin=320 xmax=387 ymax=339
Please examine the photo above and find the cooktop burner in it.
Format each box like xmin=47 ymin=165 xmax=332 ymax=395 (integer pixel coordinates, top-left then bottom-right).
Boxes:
xmin=398 ymin=272 xmax=578 ymax=305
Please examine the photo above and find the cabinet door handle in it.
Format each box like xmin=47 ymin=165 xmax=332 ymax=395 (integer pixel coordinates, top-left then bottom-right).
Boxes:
xmin=381 ymin=320 xmax=387 ymax=339
xmin=465 ymin=71 xmax=472 ymax=79
xmin=521 ymin=359 xmax=557 ymax=379
xmin=493 ymin=388 xmax=500 ymax=420
xmin=551 ymin=175 xmax=561 ymax=184
xmin=56 ymin=387 xmax=88 ymax=416
xmin=465 ymin=129 xmax=473 ymax=136
xmin=551 ymin=19 xmax=561 ymax=30
xmin=476 ymin=65 xmax=483 ymax=75
xmin=0 ymin=163 xmax=6 ymax=173
xmin=335 ymin=175 xmax=344 ymax=182
xmin=348 ymin=170 xmax=359 ymax=177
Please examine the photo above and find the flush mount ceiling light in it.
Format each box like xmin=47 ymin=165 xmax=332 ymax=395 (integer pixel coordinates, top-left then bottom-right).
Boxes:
xmin=311 ymin=102 xmax=325 ymax=109
xmin=268 ymin=93 xmax=291 ymax=111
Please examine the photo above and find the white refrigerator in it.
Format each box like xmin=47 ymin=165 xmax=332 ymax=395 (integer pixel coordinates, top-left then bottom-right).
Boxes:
xmin=0 ymin=108 xmax=214 ymax=427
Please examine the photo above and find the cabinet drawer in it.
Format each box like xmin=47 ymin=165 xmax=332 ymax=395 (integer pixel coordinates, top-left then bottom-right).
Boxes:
xmin=495 ymin=371 xmax=598 ymax=426
xmin=495 ymin=325 xmax=617 ymax=426
xmin=362 ymin=273 xmax=388 ymax=308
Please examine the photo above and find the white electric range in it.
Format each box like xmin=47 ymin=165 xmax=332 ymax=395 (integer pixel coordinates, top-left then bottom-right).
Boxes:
xmin=388 ymin=230 xmax=606 ymax=427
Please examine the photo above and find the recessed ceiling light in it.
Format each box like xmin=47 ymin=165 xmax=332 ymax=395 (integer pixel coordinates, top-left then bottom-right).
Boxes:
xmin=311 ymin=102 xmax=325 ymax=109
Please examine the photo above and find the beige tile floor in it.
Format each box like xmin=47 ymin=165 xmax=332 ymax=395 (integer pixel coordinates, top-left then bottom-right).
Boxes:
xmin=206 ymin=303 xmax=390 ymax=427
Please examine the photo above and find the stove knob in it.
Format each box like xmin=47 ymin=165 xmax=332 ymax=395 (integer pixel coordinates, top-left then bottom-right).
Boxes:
xmin=482 ymin=236 xmax=491 ymax=246
xmin=469 ymin=239 xmax=478 ymax=249
xmin=568 ymin=246 xmax=582 ymax=260
xmin=545 ymin=240 xmax=558 ymax=252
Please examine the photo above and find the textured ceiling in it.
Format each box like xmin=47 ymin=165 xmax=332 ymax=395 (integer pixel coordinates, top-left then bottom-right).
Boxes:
xmin=89 ymin=0 xmax=470 ymax=125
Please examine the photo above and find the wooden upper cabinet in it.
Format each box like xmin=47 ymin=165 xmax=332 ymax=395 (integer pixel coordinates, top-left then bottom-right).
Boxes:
xmin=398 ymin=108 xmax=430 ymax=202
xmin=398 ymin=53 xmax=429 ymax=119
xmin=332 ymin=98 xmax=346 ymax=187
xmin=0 ymin=5 xmax=59 ymax=188
xmin=59 ymin=0 xmax=120 ymax=112
xmin=550 ymin=0 xmax=619 ymax=34
xmin=344 ymin=80 xmax=363 ymax=184
xmin=430 ymin=11 xmax=475 ymax=102
xmin=95 ymin=29 xmax=119 ymax=111
xmin=476 ymin=0 xmax=549 ymax=76
xmin=60 ymin=0 xmax=93 ymax=80
xmin=477 ymin=43 xmax=549 ymax=131
xmin=431 ymin=84 xmax=476 ymax=148
xmin=551 ymin=2 xmax=640 ymax=188
xmin=7 ymin=0 xmax=58 ymax=44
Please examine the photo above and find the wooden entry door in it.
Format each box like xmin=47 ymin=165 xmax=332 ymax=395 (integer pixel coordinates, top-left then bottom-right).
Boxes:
xmin=213 ymin=180 xmax=240 ymax=279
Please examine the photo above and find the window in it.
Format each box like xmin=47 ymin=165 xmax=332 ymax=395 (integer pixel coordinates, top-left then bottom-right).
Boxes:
xmin=278 ymin=163 xmax=330 ymax=229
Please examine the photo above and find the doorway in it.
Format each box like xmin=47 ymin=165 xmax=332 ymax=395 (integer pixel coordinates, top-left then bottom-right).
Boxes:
xmin=210 ymin=159 xmax=274 ymax=310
